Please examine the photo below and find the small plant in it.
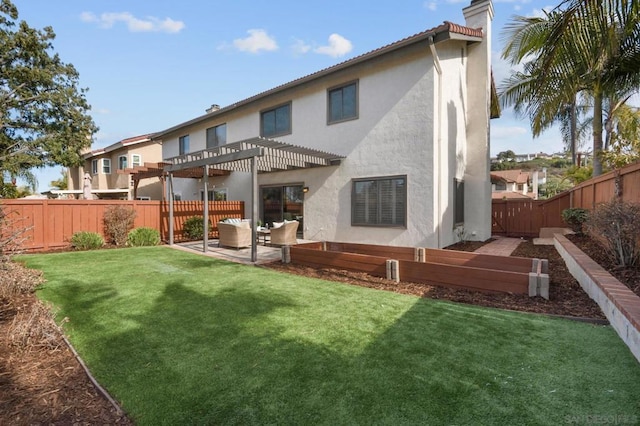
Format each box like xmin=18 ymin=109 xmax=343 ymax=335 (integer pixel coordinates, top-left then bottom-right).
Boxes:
xmin=455 ymin=225 xmax=468 ymax=243
xmin=70 ymin=231 xmax=104 ymax=250
xmin=183 ymin=216 xmax=212 ymax=240
xmin=561 ymin=208 xmax=589 ymax=234
xmin=127 ymin=227 xmax=161 ymax=247
xmin=585 ymin=200 xmax=640 ymax=268
xmin=104 ymin=205 xmax=137 ymax=246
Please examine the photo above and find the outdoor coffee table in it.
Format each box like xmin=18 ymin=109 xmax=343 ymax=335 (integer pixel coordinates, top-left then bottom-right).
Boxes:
xmin=257 ymin=229 xmax=271 ymax=245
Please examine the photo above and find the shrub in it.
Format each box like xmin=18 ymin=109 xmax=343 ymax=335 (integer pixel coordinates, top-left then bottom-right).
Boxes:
xmin=585 ymin=200 xmax=640 ymax=268
xmin=104 ymin=205 xmax=137 ymax=246
xmin=70 ymin=231 xmax=104 ymax=250
xmin=561 ymin=208 xmax=589 ymax=234
xmin=183 ymin=216 xmax=212 ymax=240
xmin=0 ymin=203 xmax=30 ymax=263
xmin=127 ymin=227 xmax=161 ymax=247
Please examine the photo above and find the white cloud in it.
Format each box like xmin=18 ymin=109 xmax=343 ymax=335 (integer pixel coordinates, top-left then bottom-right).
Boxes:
xmin=233 ymin=29 xmax=278 ymax=53
xmin=80 ymin=11 xmax=185 ymax=34
xmin=291 ymin=38 xmax=311 ymax=55
xmin=314 ymin=34 xmax=353 ymax=58
xmin=94 ymin=108 xmax=111 ymax=115
xmin=424 ymin=1 xmax=438 ymax=11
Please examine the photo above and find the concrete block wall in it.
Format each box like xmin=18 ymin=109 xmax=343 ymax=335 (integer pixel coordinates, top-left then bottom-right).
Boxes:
xmin=554 ymin=234 xmax=640 ymax=364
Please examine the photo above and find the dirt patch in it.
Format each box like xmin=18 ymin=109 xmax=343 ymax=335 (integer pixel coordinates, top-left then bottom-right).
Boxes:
xmin=266 ymin=239 xmax=605 ymax=320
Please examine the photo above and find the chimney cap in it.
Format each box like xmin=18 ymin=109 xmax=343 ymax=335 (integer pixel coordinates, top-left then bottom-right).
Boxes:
xmin=206 ymin=104 xmax=221 ymax=113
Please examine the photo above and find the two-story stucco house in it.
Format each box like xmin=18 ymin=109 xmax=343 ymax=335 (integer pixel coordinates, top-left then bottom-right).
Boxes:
xmin=67 ymin=134 xmax=163 ymax=200
xmin=154 ymin=0 xmax=498 ymax=248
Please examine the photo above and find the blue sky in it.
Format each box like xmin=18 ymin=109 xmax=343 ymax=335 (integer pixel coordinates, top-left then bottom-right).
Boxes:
xmin=14 ymin=0 xmax=565 ymax=191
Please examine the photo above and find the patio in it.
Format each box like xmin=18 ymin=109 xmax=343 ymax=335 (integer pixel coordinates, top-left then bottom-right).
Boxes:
xmin=173 ymin=239 xmax=284 ymax=265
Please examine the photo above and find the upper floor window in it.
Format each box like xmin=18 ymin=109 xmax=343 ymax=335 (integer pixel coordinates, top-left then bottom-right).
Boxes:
xmin=91 ymin=159 xmax=98 ymax=175
xmin=131 ymin=154 xmax=142 ymax=167
xmin=118 ymin=155 xmax=128 ymax=170
xmin=102 ymin=158 xmax=111 ymax=174
xmin=352 ymin=175 xmax=406 ymax=227
xmin=206 ymin=123 xmax=227 ymax=149
xmin=261 ymin=103 xmax=291 ymax=138
xmin=179 ymin=135 xmax=190 ymax=155
xmin=328 ymin=81 xmax=358 ymax=124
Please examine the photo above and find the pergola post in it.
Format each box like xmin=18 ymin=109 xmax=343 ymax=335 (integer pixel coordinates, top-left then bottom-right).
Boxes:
xmin=168 ymin=172 xmax=174 ymax=245
xmin=251 ymin=156 xmax=258 ymax=263
xmin=203 ymin=165 xmax=209 ymax=253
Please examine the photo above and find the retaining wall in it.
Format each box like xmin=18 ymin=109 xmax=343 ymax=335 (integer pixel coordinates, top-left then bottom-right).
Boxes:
xmin=554 ymin=234 xmax=640 ymax=363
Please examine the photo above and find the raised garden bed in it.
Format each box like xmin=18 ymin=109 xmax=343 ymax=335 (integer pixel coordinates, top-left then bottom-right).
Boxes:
xmin=286 ymin=242 xmax=549 ymax=297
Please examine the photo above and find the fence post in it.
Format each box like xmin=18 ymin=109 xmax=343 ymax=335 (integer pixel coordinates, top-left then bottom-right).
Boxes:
xmin=386 ymin=259 xmax=399 ymax=282
xmin=281 ymin=246 xmax=291 ymax=264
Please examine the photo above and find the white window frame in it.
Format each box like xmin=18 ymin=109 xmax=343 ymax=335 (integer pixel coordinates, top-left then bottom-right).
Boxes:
xmin=206 ymin=123 xmax=227 ymax=149
xmin=102 ymin=158 xmax=111 ymax=174
xmin=131 ymin=154 xmax=142 ymax=167
xmin=91 ymin=159 xmax=98 ymax=175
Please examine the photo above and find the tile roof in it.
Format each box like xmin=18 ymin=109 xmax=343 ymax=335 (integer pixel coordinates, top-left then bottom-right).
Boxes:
xmin=154 ymin=21 xmax=484 ymax=139
xmin=490 ymin=169 xmax=530 ymax=184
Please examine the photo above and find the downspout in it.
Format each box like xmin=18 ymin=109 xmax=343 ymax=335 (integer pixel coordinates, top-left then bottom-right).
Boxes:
xmin=428 ymin=36 xmax=443 ymax=248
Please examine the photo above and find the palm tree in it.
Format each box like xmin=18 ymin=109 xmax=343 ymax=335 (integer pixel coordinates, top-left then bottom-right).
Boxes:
xmin=500 ymin=0 xmax=640 ymax=176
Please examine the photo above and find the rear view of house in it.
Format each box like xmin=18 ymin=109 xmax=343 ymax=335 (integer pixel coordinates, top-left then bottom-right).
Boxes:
xmin=155 ymin=0 xmax=498 ymax=248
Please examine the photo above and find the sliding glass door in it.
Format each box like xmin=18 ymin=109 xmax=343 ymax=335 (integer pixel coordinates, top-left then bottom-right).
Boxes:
xmin=261 ymin=184 xmax=304 ymax=236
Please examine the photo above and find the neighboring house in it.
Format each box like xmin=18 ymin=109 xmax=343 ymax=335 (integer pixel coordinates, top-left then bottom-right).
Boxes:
xmin=491 ymin=169 xmax=533 ymax=199
xmin=66 ymin=134 xmax=162 ymax=200
xmin=154 ymin=0 xmax=497 ymax=248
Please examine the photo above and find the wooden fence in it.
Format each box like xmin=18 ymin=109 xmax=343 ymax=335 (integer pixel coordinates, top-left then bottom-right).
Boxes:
xmin=289 ymin=242 xmax=547 ymax=296
xmin=492 ymin=160 xmax=640 ymax=237
xmin=0 ymin=199 xmax=244 ymax=251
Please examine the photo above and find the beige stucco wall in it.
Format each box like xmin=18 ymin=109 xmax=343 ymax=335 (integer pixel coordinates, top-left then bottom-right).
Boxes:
xmin=160 ymin=1 xmax=494 ymax=247
xmin=70 ymin=140 xmax=163 ymax=199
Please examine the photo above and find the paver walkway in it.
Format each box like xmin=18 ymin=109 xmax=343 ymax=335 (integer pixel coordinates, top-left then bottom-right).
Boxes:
xmin=473 ymin=236 xmax=523 ymax=256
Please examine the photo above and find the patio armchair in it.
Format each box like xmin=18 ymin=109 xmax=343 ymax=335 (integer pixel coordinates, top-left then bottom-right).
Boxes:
xmin=217 ymin=221 xmax=252 ymax=249
xmin=270 ymin=220 xmax=299 ymax=246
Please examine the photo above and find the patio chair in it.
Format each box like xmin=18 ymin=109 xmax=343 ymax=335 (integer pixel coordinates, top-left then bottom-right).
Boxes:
xmin=270 ymin=220 xmax=299 ymax=246
xmin=217 ymin=221 xmax=252 ymax=249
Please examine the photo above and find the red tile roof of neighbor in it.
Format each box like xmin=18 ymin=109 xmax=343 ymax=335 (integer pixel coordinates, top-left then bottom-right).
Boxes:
xmin=491 ymin=191 xmax=535 ymax=200
xmin=83 ymin=133 xmax=157 ymax=159
xmin=490 ymin=169 xmax=530 ymax=184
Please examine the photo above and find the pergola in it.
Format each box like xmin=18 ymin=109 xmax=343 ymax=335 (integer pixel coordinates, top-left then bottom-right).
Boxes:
xmin=163 ymin=137 xmax=343 ymax=262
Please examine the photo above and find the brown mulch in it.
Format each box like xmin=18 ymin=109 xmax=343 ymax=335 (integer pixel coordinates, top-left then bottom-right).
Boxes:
xmin=4 ymin=234 xmax=638 ymax=424
xmin=0 ymin=262 xmax=132 ymax=425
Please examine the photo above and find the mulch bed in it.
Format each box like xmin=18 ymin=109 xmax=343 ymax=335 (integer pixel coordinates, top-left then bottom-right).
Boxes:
xmin=4 ymin=234 xmax=638 ymax=423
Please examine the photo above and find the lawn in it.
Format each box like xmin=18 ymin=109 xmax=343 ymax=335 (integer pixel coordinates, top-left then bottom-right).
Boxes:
xmin=22 ymin=247 xmax=640 ymax=425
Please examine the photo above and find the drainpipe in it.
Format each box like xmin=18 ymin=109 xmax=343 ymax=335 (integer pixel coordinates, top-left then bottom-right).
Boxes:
xmin=428 ymin=36 xmax=443 ymax=248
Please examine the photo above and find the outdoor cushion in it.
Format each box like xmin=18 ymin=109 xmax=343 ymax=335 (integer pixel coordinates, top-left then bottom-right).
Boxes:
xmin=272 ymin=221 xmax=284 ymax=229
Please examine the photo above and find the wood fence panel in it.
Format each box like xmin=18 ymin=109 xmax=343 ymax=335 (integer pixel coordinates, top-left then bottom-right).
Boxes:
xmin=398 ymin=260 xmax=529 ymax=294
xmin=290 ymin=246 xmax=388 ymax=277
xmin=325 ymin=242 xmax=416 ymax=261
xmin=1 ymin=199 xmax=244 ymax=251
xmin=424 ymin=248 xmax=532 ymax=273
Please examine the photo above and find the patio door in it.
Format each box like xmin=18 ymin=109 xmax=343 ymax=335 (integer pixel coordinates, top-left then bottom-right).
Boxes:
xmin=261 ymin=184 xmax=304 ymax=236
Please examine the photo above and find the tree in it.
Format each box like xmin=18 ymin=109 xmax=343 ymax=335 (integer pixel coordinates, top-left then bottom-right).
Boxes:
xmin=496 ymin=150 xmax=516 ymax=162
xmin=0 ymin=0 xmax=97 ymax=184
xmin=601 ymin=105 xmax=640 ymax=168
xmin=500 ymin=0 xmax=640 ymax=177
xmin=49 ymin=168 xmax=68 ymax=190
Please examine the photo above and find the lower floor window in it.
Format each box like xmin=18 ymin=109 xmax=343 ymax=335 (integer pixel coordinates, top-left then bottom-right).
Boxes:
xmin=352 ymin=176 xmax=406 ymax=227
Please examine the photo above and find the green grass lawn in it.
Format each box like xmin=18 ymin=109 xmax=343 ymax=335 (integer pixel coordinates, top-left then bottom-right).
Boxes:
xmin=21 ymin=247 xmax=640 ymax=425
